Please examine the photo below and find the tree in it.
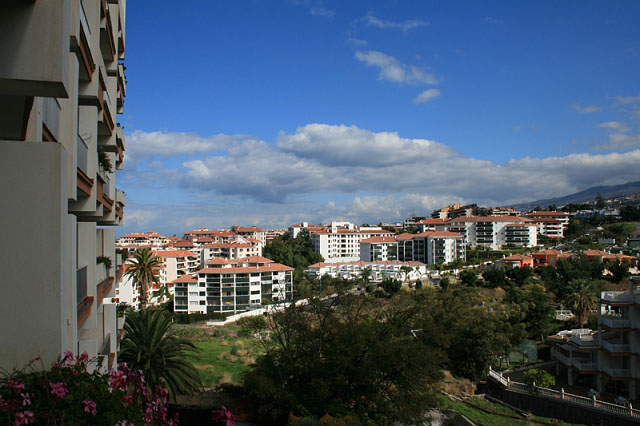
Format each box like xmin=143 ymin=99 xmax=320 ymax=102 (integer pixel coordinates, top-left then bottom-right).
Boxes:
xmin=482 ymin=267 xmax=507 ymax=288
xmin=563 ymin=279 xmax=597 ymax=327
xmin=620 ymin=205 xmax=640 ymax=222
xmin=263 ymin=230 xmax=324 ymax=281
xmin=505 ymin=266 xmax=532 ymax=286
xmin=119 ymin=309 xmax=202 ymax=399
xmin=607 ymin=259 xmax=630 ymax=283
xmin=595 ymin=192 xmax=606 ymax=209
xmin=243 ymin=294 xmax=443 ymax=423
xmin=124 ymin=248 xmax=162 ymax=309
xmin=381 ymin=276 xmax=402 ymax=296
xmin=523 ymin=368 xmax=556 ymax=389
xmin=439 ymin=277 xmax=450 ymax=291
xmin=506 ymin=283 xmax=555 ymax=340
xmin=459 ymin=269 xmax=478 ymax=286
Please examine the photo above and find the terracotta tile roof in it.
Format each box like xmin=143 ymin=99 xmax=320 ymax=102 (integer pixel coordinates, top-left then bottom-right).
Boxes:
xmin=416 ymin=218 xmax=449 ymax=225
xmin=308 ymin=260 xmax=426 ymax=268
xmin=584 ymin=249 xmax=610 ymax=256
xmin=448 ymin=216 xmax=528 ymax=223
xmin=153 ymin=249 xmax=197 ymax=258
xmin=360 ymin=236 xmax=398 ymax=243
xmin=497 ymin=254 xmax=533 ymax=261
xmin=235 ymin=227 xmax=265 ymax=233
xmin=174 ymin=274 xmax=197 ymax=283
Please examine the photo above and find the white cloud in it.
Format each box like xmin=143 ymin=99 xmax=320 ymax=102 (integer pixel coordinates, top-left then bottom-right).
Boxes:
xmin=125 ymin=130 xmax=242 ymax=168
xmin=354 ymin=50 xmax=437 ymax=85
xmin=362 ymin=13 xmax=428 ymax=32
xmin=615 ymin=95 xmax=640 ymax=105
xmin=572 ymin=103 xmax=601 ymax=113
xmin=593 ymin=133 xmax=640 ymax=150
xmin=413 ymin=88 xmax=441 ymax=104
xmin=121 ymin=125 xmax=640 ymax=233
xmin=598 ymin=121 xmax=630 ymax=132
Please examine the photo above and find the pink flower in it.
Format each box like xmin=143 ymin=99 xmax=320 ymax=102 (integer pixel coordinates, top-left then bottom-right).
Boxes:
xmin=82 ymin=399 xmax=97 ymax=416
xmin=7 ymin=378 xmax=25 ymax=393
xmin=20 ymin=393 xmax=31 ymax=407
xmin=212 ymin=405 xmax=234 ymax=426
xmin=50 ymin=382 xmax=68 ymax=399
xmin=78 ymin=352 xmax=89 ymax=363
xmin=63 ymin=350 xmax=74 ymax=363
xmin=13 ymin=410 xmax=34 ymax=426
xmin=115 ymin=421 xmax=134 ymax=426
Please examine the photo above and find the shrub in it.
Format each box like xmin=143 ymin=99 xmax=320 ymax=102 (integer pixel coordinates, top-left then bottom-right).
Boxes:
xmin=523 ymin=368 xmax=556 ymax=389
xmin=0 ymin=353 xmax=177 ymax=425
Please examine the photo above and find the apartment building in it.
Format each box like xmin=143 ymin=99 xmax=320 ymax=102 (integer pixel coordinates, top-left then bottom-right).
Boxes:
xmin=200 ymin=241 xmax=261 ymax=264
xmin=550 ymin=279 xmax=640 ymax=400
xmin=395 ymin=232 xmax=466 ymax=265
xmin=288 ymin=222 xmax=330 ymax=239
xmin=117 ymin=230 xmax=169 ymax=248
xmin=307 ymin=260 xmax=427 ymax=282
xmin=524 ymin=217 xmax=564 ymax=239
xmin=446 ymin=216 xmax=538 ymax=249
xmin=491 ymin=207 xmax=521 ymax=216
xmin=174 ymin=256 xmax=294 ymax=314
xmin=0 ymin=0 xmax=127 ymax=371
xmin=431 ymin=203 xmax=478 ymax=219
xmin=523 ymin=211 xmax=571 ymax=230
xmin=415 ymin=218 xmax=449 ymax=233
xmin=310 ymin=222 xmax=394 ymax=263
xmin=232 ymin=226 xmax=267 ymax=248
xmin=154 ymin=249 xmax=199 ymax=286
xmin=360 ymin=236 xmax=399 ymax=262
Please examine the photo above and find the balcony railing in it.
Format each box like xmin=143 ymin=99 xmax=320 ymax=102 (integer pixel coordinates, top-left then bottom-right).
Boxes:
xmin=601 ymin=316 xmax=631 ymax=328
xmin=604 ymin=367 xmax=632 ymax=378
xmin=569 ymin=334 xmax=599 ymax=347
xmin=572 ymin=359 xmax=598 ymax=372
xmin=601 ymin=340 xmax=632 ymax=353
xmin=601 ymin=291 xmax=632 ymax=304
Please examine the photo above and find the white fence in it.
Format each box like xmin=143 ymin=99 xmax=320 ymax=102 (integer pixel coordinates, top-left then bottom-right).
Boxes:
xmin=205 ymin=298 xmax=314 ymax=326
xmin=488 ymin=368 xmax=640 ymax=419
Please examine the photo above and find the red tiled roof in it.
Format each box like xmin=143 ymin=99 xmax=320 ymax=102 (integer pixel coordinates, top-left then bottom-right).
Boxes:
xmin=448 ymin=216 xmax=528 ymax=223
xmin=360 ymin=236 xmax=398 ymax=243
xmin=308 ymin=260 xmax=426 ymax=268
xmin=154 ymin=249 xmax=197 ymax=258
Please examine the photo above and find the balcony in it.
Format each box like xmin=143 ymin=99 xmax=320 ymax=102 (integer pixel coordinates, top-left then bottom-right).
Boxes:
xmin=97 ymin=276 xmax=114 ymax=303
xmin=72 ymin=0 xmax=95 ymax=82
xmin=569 ymin=334 xmax=600 ymax=348
xmin=100 ymin=0 xmax=117 ymax=62
xmin=551 ymin=346 xmax=570 ymax=365
xmin=98 ymin=74 xmax=114 ymax=136
xmin=601 ymin=291 xmax=632 ymax=305
xmin=601 ymin=340 xmax=632 ymax=354
xmin=96 ymin=174 xmax=114 ymax=212
xmin=77 ymin=266 xmax=94 ymax=326
xmin=601 ymin=316 xmax=631 ymax=329
xmin=117 ymin=63 xmax=126 ymax=113
xmin=572 ymin=359 xmax=599 ymax=372
xmin=76 ymin=135 xmax=93 ymax=197
xmin=115 ymin=125 xmax=125 ymax=169
xmin=603 ymin=367 xmax=632 ymax=379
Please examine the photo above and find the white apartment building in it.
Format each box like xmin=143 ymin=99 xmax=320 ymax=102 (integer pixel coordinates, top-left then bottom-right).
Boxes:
xmin=396 ymin=232 xmax=466 ymax=265
xmin=232 ymin=226 xmax=267 ymax=248
xmin=1 ymin=0 xmax=127 ymax=371
xmin=153 ymin=249 xmax=199 ymax=286
xmin=416 ymin=218 xmax=449 ymax=233
xmin=174 ymin=256 xmax=294 ymax=314
xmin=524 ymin=217 xmax=564 ymax=239
xmin=200 ymin=241 xmax=261 ymax=264
xmin=360 ymin=236 xmax=399 ymax=262
xmin=523 ymin=211 xmax=571 ymax=230
xmin=307 ymin=260 xmax=427 ymax=282
xmin=550 ymin=279 xmax=640 ymax=400
xmin=447 ymin=216 xmax=538 ymax=249
xmin=117 ymin=230 xmax=169 ymax=249
xmin=311 ymin=222 xmax=394 ymax=263
xmin=289 ymin=222 xmax=326 ymax=239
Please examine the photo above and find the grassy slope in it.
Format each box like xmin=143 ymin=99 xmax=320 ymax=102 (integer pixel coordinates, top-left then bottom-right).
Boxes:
xmin=438 ymin=395 xmax=583 ymax=426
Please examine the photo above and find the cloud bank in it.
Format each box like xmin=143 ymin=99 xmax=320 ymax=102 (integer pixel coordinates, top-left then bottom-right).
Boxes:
xmin=121 ymin=124 xmax=640 ymax=233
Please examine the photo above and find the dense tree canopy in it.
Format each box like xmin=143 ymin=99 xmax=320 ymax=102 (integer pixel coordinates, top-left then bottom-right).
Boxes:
xmin=263 ymin=230 xmax=324 ymax=279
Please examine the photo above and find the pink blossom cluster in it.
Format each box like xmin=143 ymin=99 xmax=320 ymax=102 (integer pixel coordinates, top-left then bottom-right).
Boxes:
xmin=212 ymin=404 xmax=234 ymax=426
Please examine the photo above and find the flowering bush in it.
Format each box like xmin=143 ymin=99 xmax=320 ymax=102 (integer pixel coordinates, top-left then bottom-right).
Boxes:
xmin=0 ymin=352 xmax=178 ymax=426
xmin=211 ymin=405 xmax=234 ymax=426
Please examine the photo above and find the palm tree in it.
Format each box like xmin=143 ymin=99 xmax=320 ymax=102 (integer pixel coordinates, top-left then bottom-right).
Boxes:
xmin=124 ymin=248 xmax=162 ymax=310
xmin=119 ymin=309 xmax=202 ymax=399
xmin=563 ymin=279 xmax=597 ymax=327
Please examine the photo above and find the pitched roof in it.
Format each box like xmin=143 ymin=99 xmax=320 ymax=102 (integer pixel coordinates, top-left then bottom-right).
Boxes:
xmin=360 ymin=236 xmax=398 ymax=243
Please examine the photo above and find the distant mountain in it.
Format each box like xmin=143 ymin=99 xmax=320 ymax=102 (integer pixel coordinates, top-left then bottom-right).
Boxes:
xmin=508 ymin=181 xmax=640 ymax=211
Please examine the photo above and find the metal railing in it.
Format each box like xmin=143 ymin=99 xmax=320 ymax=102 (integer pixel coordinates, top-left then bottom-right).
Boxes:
xmin=488 ymin=368 xmax=639 ymax=419
xmin=602 ymin=340 xmax=632 ymax=353
xmin=601 ymin=316 xmax=631 ymax=328
xmin=601 ymin=291 xmax=632 ymax=303
xmin=77 ymin=266 xmax=88 ymax=304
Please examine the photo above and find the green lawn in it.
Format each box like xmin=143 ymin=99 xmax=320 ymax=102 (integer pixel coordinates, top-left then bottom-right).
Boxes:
xmin=438 ymin=394 xmax=582 ymax=425
xmin=176 ymin=324 xmax=264 ymax=387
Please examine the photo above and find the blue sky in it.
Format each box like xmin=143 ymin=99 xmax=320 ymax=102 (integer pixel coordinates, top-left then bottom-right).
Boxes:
xmin=118 ymin=0 xmax=640 ymax=236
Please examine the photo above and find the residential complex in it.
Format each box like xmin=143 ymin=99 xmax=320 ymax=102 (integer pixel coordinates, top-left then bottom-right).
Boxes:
xmin=549 ymin=279 xmax=640 ymax=401
xmin=447 ymin=216 xmax=538 ymax=249
xmin=431 ymin=203 xmax=478 ymax=219
xmin=310 ymin=222 xmax=395 ymax=263
xmin=1 ymin=0 xmax=127 ymax=371
xmin=307 ymin=260 xmax=428 ymax=282
xmin=174 ymin=256 xmax=294 ymax=314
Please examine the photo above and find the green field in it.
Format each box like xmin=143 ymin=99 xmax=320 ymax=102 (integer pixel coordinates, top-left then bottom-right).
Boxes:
xmin=176 ymin=324 xmax=264 ymax=387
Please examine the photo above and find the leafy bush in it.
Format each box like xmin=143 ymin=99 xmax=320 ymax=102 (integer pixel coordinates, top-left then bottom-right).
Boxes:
xmin=523 ymin=368 xmax=556 ymax=389
xmin=0 ymin=353 xmax=177 ymax=425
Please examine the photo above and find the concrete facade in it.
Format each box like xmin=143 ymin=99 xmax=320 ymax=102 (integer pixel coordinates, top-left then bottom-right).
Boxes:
xmin=0 ymin=0 xmax=127 ymax=372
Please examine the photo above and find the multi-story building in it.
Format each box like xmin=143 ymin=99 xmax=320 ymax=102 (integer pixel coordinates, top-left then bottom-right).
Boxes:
xmin=154 ymin=249 xmax=199 ymax=286
xmin=395 ymin=232 xmax=466 ymax=265
xmin=491 ymin=207 xmax=521 ymax=216
xmin=447 ymin=216 xmax=538 ymax=249
xmin=360 ymin=236 xmax=399 ymax=262
xmin=200 ymin=240 xmax=262 ymax=264
xmin=307 ymin=260 xmax=427 ymax=282
xmin=550 ymin=279 xmax=640 ymax=400
xmin=523 ymin=211 xmax=571 ymax=231
xmin=0 ymin=0 xmax=127 ymax=371
xmin=117 ymin=230 xmax=170 ymax=249
xmin=431 ymin=203 xmax=478 ymax=219
xmin=524 ymin=217 xmax=564 ymax=239
xmin=310 ymin=222 xmax=394 ymax=263
xmin=232 ymin=226 xmax=267 ymax=248
xmin=174 ymin=256 xmax=294 ymax=314
xmin=415 ymin=218 xmax=449 ymax=233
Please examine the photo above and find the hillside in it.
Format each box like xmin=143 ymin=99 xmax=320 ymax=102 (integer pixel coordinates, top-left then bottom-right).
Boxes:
xmin=508 ymin=180 xmax=640 ymax=211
